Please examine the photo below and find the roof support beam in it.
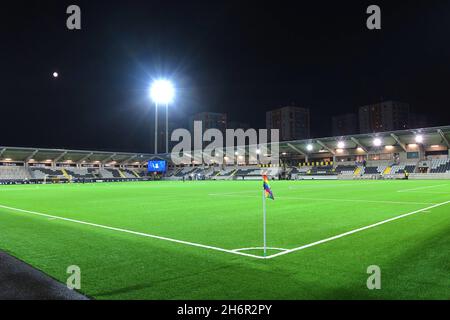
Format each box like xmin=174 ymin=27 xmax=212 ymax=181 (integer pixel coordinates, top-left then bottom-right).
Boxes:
xmin=316 ymin=140 xmax=336 ymax=155
xmin=390 ymin=133 xmax=407 ymax=152
xmin=102 ymin=153 xmax=117 ymax=164
xmin=54 ymin=151 xmax=68 ymax=163
xmin=78 ymin=152 xmax=93 ymax=164
xmin=351 ymin=137 xmax=368 ymax=153
xmin=286 ymin=143 xmax=306 ymax=156
xmin=25 ymin=150 xmax=39 ymax=162
xmin=122 ymin=154 xmax=138 ymax=164
xmin=437 ymin=129 xmax=450 ymax=148
xmin=0 ymin=148 xmax=6 ymax=158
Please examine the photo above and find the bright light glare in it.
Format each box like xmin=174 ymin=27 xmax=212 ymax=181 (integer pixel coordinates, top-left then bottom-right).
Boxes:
xmin=306 ymin=144 xmax=313 ymax=151
xmin=415 ymin=135 xmax=423 ymax=143
xmin=53 ymin=72 xmax=58 ymax=78
xmin=337 ymin=141 xmax=345 ymax=149
xmin=150 ymin=80 xmax=175 ymax=104
xmin=373 ymin=138 xmax=382 ymax=147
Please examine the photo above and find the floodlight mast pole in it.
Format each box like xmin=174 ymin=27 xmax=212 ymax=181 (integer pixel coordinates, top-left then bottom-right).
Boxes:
xmin=154 ymin=103 xmax=158 ymax=154
xmin=166 ymin=103 xmax=169 ymax=154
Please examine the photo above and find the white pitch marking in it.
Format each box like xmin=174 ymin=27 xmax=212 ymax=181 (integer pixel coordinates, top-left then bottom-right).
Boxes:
xmin=396 ymin=191 xmax=449 ymax=194
xmin=0 ymin=204 xmax=264 ymax=260
xmin=397 ymin=184 xmax=448 ymax=193
xmin=264 ymin=200 xmax=450 ymax=259
xmin=208 ymin=193 xmax=436 ymax=206
xmin=2 ymin=200 xmax=448 ymax=261
xmin=232 ymin=247 xmax=288 ymax=253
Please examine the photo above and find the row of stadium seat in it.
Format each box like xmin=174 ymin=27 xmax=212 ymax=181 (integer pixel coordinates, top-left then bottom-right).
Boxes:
xmin=429 ymin=159 xmax=450 ymax=173
xmin=0 ymin=166 xmax=145 ymax=181
xmin=0 ymin=166 xmax=32 ymax=180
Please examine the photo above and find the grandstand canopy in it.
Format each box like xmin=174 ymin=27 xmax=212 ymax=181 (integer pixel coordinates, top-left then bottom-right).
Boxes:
xmin=1 ymin=125 xmax=449 ymax=165
xmin=0 ymin=146 xmax=156 ymax=165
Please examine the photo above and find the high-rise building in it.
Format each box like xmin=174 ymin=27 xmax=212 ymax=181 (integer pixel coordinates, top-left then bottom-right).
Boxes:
xmin=266 ymin=106 xmax=310 ymax=141
xmin=358 ymin=101 xmax=410 ymax=133
xmin=332 ymin=113 xmax=358 ymax=136
xmin=189 ymin=112 xmax=227 ymax=134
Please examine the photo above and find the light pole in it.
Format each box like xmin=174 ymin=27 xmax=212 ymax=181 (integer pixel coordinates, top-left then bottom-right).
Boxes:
xmin=150 ymin=79 xmax=175 ymax=155
xmin=154 ymin=103 xmax=158 ymax=154
xmin=165 ymin=103 xmax=169 ymax=154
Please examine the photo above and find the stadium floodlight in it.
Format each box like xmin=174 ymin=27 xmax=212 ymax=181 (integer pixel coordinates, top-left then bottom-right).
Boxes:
xmin=150 ymin=80 xmax=175 ymax=105
xmin=306 ymin=144 xmax=313 ymax=151
xmin=373 ymin=138 xmax=382 ymax=147
xmin=149 ymin=79 xmax=175 ymax=154
xmin=337 ymin=141 xmax=345 ymax=149
xmin=415 ymin=134 xmax=424 ymax=143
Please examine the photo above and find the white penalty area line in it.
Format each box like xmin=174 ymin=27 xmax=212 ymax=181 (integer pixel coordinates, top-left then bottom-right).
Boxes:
xmin=264 ymin=200 xmax=450 ymax=259
xmin=0 ymin=204 xmax=265 ymax=260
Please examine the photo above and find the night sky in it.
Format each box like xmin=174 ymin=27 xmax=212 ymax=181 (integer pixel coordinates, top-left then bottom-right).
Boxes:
xmin=2 ymin=0 xmax=450 ymax=152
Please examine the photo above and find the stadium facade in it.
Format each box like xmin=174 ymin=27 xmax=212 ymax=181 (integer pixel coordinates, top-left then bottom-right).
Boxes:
xmin=1 ymin=125 xmax=449 ymax=184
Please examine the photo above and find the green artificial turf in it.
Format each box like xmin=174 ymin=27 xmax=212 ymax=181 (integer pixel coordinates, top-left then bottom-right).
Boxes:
xmin=0 ymin=180 xmax=449 ymax=299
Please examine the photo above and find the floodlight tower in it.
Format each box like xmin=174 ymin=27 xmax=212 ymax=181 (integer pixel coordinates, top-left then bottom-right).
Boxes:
xmin=150 ymin=80 xmax=175 ymax=154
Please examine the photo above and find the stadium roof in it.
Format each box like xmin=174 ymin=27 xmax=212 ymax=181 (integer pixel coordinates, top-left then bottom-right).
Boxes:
xmin=0 ymin=146 xmax=157 ymax=165
xmin=277 ymin=125 xmax=450 ymax=157
xmin=1 ymin=125 xmax=449 ymax=164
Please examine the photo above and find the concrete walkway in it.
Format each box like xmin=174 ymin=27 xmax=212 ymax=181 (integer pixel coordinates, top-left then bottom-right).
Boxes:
xmin=0 ymin=251 xmax=89 ymax=300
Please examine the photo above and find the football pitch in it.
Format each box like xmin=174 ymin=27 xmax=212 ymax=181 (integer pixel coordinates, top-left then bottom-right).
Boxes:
xmin=0 ymin=180 xmax=449 ymax=300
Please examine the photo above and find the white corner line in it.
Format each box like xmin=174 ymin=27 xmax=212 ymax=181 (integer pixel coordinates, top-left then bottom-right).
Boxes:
xmin=232 ymin=247 xmax=289 ymax=253
xmin=2 ymin=200 xmax=449 ymax=261
xmin=264 ymin=200 xmax=450 ymax=260
xmin=0 ymin=204 xmax=265 ymax=260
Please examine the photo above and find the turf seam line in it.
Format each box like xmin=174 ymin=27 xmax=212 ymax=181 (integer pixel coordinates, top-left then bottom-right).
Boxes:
xmin=263 ymin=200 xmax=450 ymax=259
xmin=0 ymin=204 xmax=265 ymax=260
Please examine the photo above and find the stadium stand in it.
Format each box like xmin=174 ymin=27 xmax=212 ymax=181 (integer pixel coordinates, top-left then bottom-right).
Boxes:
xmin=121 ymin=169 xmax=140 ymax=178
xmin=334 ymin=165 xmax=357 ymax=174
xmin=309 ymin=165 xmax=334 ymax=175
xmin=430 ymin=158 xmax=450 ymax=173
xmin=65 ymin=168 xmax=96 ymax=179
xmin=1 ymin=125 xmax=449 ymax=183
xmin=363 ymin=165 xmax=387 ymax=175
xmin=101 ymin=168 xmax=121 ymax=178
xmin=390 ymin=164 xmax=417 ymax=174
xmin=30 ymin=167 xmax=64 ymax=179
xmin=0 ymin=166 xmax=31 ymax=180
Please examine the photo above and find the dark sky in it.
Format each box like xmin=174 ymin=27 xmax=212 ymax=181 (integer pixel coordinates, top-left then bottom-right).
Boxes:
xmin=2 ymin=0 xmax=450 ymax=152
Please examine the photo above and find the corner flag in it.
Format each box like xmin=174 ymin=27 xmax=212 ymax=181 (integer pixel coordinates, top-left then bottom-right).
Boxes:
xmin=263 ymin=175 xmax=275 ymax=200
xmin=262 ymin=175 xmax=274 ymax=257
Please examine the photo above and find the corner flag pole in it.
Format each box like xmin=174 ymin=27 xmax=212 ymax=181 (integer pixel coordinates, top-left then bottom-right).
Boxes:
xmin=263 ymin=188 xmax=267 ymax=257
